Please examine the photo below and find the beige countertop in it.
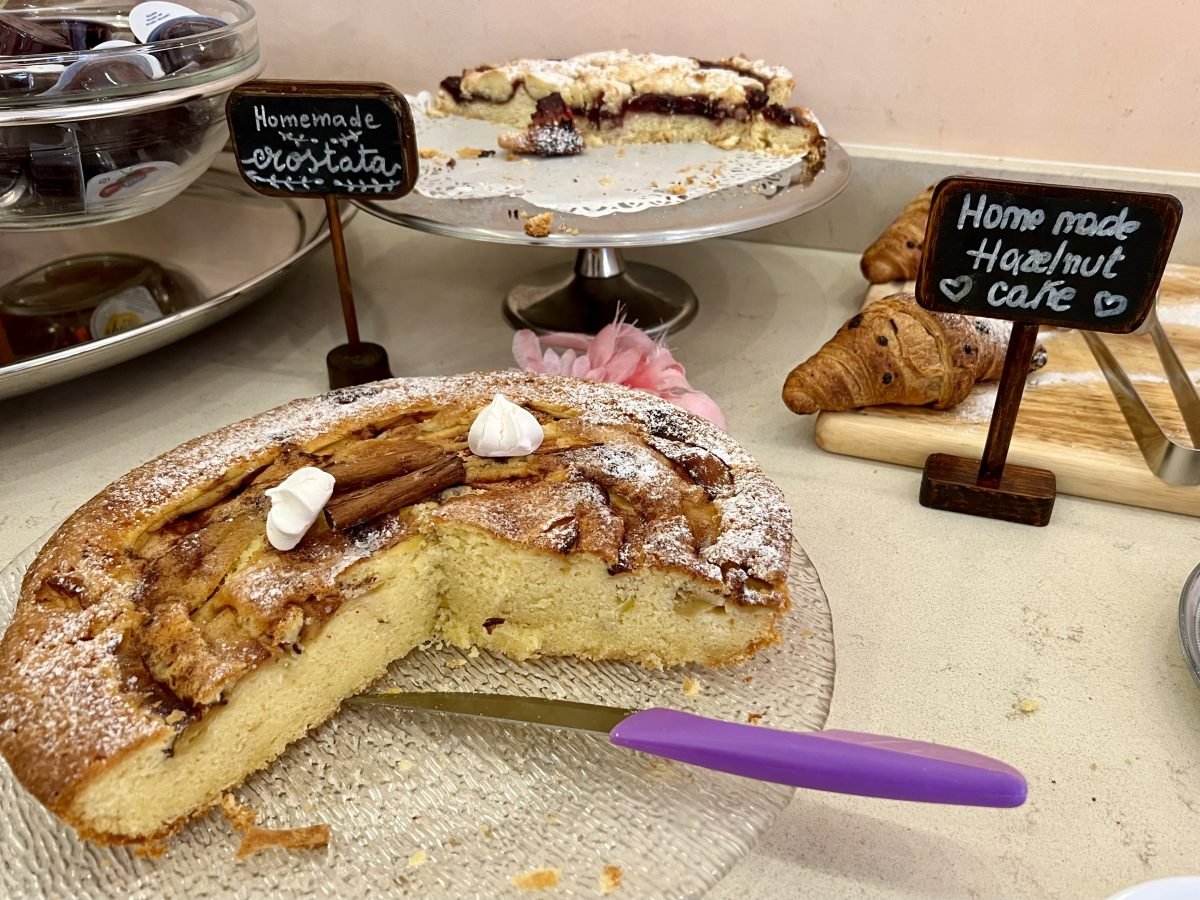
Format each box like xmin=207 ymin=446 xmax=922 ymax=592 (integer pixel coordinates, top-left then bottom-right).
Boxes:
xmin=1 ymin=218 xmax=1198 ymax=899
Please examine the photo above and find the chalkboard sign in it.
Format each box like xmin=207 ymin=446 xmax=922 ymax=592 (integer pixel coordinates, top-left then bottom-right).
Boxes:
xmin=224 ymin=80 xmax=420 ymax=390
xmin=226 ymin=80 xmax=418 ymax=199
xmin=916 ymin=177 xmax=1181 ymax=334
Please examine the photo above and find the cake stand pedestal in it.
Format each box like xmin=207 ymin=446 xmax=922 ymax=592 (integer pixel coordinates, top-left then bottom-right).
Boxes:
xmin=356 ymin=140 xmax=850 ymax=338
xmin=505 ymin=247 xmax=697 ymax=335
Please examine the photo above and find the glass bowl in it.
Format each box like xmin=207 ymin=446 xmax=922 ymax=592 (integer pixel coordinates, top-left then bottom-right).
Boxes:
xmin=0 ymin=0 xmax=263 ymax=229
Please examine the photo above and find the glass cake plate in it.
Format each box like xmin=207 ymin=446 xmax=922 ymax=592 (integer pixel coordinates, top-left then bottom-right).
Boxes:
xmin=0 ymin=537 xmax=834 ymax=900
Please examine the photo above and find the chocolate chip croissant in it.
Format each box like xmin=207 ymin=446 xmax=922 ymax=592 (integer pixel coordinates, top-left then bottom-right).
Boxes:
xmin=782 ymin=293 xmax=1047 ymax=414
xmin=860 ymin=186 xmax=934 ymax=283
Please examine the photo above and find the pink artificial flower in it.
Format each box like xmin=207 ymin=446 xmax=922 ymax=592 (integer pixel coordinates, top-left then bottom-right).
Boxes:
xmin=511 ymin=317 xmax=726 ymax=429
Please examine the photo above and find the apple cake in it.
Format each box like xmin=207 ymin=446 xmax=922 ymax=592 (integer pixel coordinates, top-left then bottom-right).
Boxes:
xmin=436 ymin=50 xmax=825 ymax=156
xmin=0 ymin=372 xmax=792 ymax=846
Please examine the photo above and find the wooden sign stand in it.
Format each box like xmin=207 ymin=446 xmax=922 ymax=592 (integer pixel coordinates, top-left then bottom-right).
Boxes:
xmin=225 ymin=80 xmax=419 ymax=388
xmin=921 ymin=321 xmax=1056 ymax=525
xmin=914 ymin=176 xmax=1181 ymax=526
xmin=322 ymin=195 xmax=391 ymax=387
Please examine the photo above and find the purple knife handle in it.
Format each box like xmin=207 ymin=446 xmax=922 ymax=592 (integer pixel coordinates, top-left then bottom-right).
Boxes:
xmin=608 ymin=709 xmax=1027 ymax=808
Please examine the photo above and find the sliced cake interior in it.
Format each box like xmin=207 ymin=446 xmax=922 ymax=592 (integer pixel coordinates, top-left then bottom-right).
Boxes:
xmin=0 ymin=373 xmax=791 ymax=846
xmin=437 ymin=50 xmax=825 ymax=156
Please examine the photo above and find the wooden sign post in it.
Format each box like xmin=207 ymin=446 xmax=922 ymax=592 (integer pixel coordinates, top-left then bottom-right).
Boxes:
xmin=915 ymin=176 xmax=1181 ymax=526
xmin=225 ymin=80 xmax=419 ymax=388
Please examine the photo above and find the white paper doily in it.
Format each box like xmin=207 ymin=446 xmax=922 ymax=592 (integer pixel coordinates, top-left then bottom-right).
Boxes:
xmin=408 ymin=93 xmax=809 ymax=218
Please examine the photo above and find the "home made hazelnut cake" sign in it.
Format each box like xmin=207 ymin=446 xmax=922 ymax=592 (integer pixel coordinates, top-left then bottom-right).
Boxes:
xmin=913 ymin=176 xmax=1181 ymax=527
xmin=916 ymin=177 xmax=1181 ymax=334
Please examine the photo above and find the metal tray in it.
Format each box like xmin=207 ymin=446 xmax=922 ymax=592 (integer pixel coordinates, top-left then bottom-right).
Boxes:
xmin=0 ymin=156 xmax=352 ymax=401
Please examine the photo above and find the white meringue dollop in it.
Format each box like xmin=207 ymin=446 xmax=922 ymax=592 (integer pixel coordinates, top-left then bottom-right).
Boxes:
xmin=467 ymin=393 xmax=544 ymax=458
xmin=264 ymin=466 xmax=336 ymax=551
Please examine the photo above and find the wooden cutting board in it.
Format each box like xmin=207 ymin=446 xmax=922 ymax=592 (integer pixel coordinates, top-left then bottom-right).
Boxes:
xmin=813 ymin=263 xmax=1200 ymax=517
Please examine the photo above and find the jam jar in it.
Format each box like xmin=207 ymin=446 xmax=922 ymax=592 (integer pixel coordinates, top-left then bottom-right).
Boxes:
xmin=0 ymin=252 xmax=200 ymax=363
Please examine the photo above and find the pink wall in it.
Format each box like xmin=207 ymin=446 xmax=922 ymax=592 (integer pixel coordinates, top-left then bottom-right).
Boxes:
xmin=252 ymin=0 xmax=1199 ymax=172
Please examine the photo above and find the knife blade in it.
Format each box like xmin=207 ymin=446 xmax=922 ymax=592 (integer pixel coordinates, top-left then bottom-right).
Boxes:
xmin=348 ymin=691 xmax=1027 ymax=808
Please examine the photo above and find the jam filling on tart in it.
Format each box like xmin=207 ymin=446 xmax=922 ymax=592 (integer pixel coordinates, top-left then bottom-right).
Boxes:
xmin=440 ymin=58 xmax=813 ymax=129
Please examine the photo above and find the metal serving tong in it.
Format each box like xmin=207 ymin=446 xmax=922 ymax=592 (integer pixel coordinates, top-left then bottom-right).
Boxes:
xmin=1082 ymin=301 xmax=1200 ymax=485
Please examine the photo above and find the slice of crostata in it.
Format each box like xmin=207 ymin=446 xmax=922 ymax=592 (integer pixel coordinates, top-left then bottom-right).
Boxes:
xmin=437 ymin=50 xmax=825 ymax=157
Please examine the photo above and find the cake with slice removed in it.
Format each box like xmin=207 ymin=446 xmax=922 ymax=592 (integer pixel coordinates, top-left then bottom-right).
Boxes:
xmin=437 ymin=50 xmax=825 ymax=156
xmin=0 ymin=372 xmax=792 ymax=846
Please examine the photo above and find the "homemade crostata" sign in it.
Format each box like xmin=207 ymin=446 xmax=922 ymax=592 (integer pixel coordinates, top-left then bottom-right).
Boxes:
xmin=225 ymin=81 xmax=421 ymax=388
xmin=226 ymin=81 xmax=418 ymax=199
xmin=913 ymin=176 xmax=1181 ymax=527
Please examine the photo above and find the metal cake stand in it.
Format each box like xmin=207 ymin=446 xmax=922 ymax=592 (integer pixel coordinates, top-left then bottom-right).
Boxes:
xmin=355 ymin=139 xmax=850 ymax=337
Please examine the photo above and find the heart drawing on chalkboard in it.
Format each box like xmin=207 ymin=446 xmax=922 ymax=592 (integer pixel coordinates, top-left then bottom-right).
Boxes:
xmin=1093 ymin=291 xmax=1128 ymax=318
xmin=939 ymin=276 xmax=972 ymax=303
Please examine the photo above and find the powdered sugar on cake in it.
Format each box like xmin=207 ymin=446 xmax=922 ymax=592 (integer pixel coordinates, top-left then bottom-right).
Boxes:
xmin=0 ymin=372 xmax=792 ymax=828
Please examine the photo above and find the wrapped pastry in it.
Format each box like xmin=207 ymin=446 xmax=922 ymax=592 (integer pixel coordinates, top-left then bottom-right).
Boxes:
xmin=782 ymin=293 xmax=1046 ymax=414
xmin=860 ymin=186 xmax=934 ymax=283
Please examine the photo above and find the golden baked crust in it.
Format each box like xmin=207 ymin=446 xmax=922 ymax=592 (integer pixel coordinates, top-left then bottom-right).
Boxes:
xmin=0 ymin=372 xmax=791 ymax=841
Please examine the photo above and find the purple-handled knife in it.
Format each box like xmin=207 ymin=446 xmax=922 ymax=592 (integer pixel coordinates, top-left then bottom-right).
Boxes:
xmin=348 ymin=691 xmax=1027 ymax=808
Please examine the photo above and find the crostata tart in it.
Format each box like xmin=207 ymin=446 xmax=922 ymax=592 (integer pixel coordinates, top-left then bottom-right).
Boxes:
xmin=0 ymin=373 xmax=792 ymax=846
xmin=437 ymin=50 xmax=825 ymax=157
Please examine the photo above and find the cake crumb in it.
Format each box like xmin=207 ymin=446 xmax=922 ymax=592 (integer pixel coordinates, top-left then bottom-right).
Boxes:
xmin=747 ymin=712 xmax=764 ymax=725
xmin=800 ymin=629 xmax=814 ymax=639
xmin=397 ymin=758 xmax=416 ymax=773
xmin=558 ymin=223 xmax=581 ymax=236
xmin=743 ymin=675 xmax=754 ymax=684
xmin=445 ymin=658 xmax=466 ymax=669
xmin=1090 ymin=762 xmax=1099 ymax=771
xmin=523 ymin=212 xmax=554 ymax=238
xmin=468 ymin=646 xmax=480 ymax=658
xmin=682 ymin=675 xmax=702 ymax=697
xmin=220 ymin=794 xmax=258 ymax=832
xmin=666 ymin=184 xmax=687 ymax=196
xmin=236 ymin=824 xmax=331 ymax=859
xmin=1017 ymin=698 xmax=1039 ymax=715
xmin=408 ymin=849 xmax=428 ymax=868
xmin=600 ymin=865 xmax=624 ymax=894
xmin=479 ymin=825 xmax=494 ymax=838
xmin=505 ymin=152 xmax=518 ymax=161
xmin=458 ymin=147 xmax=496 ymax=159
xmin=599 ymin=177 xmax=613 ymax=187
xmin=419 ymin=148 xmax=442 ymax=159
xmin=133 ymin=840 xmax=168 ymax=859
xmin=513 ymin=868 xmax=560 ymax=890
